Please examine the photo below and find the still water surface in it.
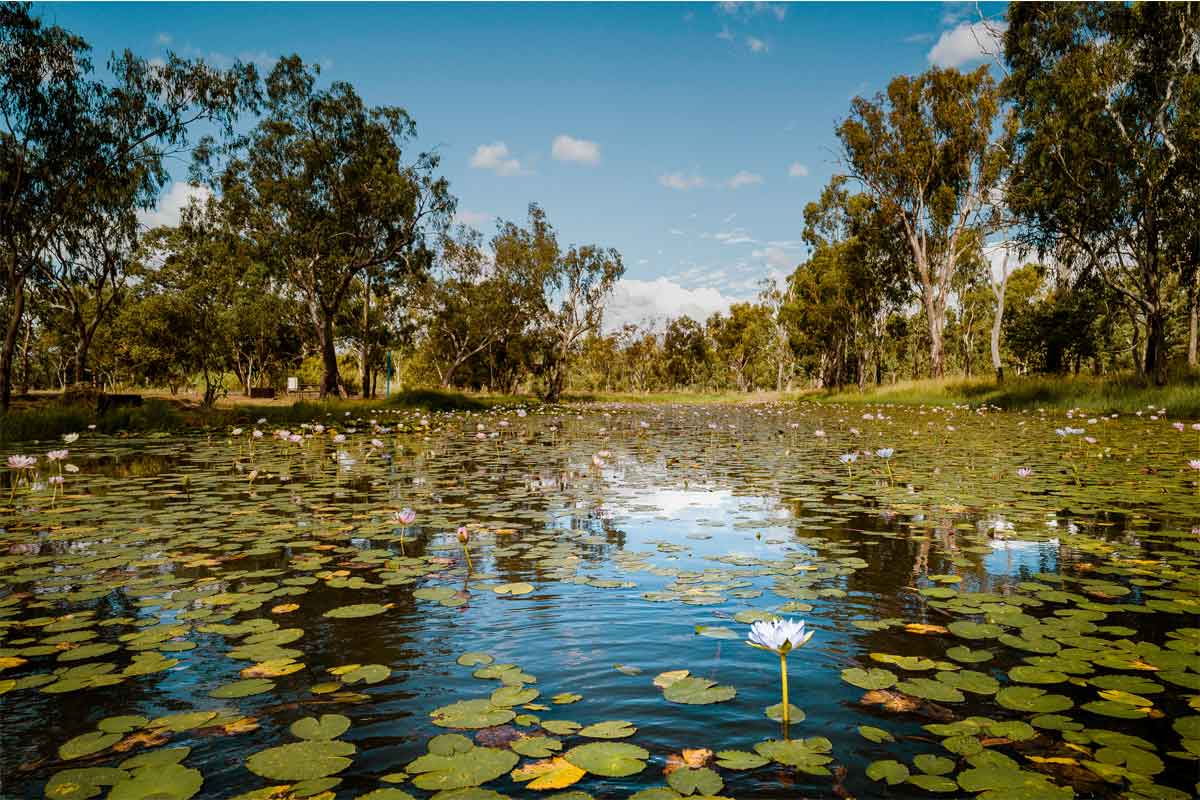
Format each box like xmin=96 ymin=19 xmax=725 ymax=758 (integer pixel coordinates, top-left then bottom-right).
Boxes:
xmin=1 ymin=403 xmax=1198 ymax=799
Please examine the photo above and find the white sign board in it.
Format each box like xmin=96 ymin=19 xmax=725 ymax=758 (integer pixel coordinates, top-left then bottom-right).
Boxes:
xmin=287 ymin=376 xmax=299 ymax=392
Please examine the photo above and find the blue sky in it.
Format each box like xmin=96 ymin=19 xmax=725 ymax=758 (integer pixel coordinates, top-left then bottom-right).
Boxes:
xmin=43 ymin=1 xmax=1007 ymax=330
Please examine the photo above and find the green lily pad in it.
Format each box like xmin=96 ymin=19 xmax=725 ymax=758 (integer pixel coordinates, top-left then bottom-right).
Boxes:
xmin=511 ymin=736 xmax=562 ymax=757
xmin=336 ymin=663 xmax=391 ymax=685
xmin=457 ymin=652 xmax=494 ymax=667
xmin=245 ymin=740 xmax=356 ymax=781
xmin=666 ymin=766 xmax=723 ymax=796
xmin=866 ymin=759 xmax=909 ymax=785
xmin=859 ymin=725 xmax=895 ymax=743
xmin=995 ymin=686 xmax=1073 ymax=713
xmin=578 ymin=720 xmax=636 ymax=739
xmin=946 ymin=646 xmax=994 ymax=663
xmin=209 ymin=678 xmax=275 ymax=698
xmin=97 ymin=715 xmax=149 ymax=734
xmin=563 ymin=742 xmax=650 ymax=777
xmin=661 ymin=676 xmax=736 ymax=705
xmin=765 ymin=702 xmax=805 ymax=722
xmin=44 ymin=767 xmax=128 ymax=800
xmin=715 ymin=750 xmax=769 ymax=770
xmin=906 ymin=774 xmax=959 ymax=792
xmin=754 ymin=738 xmax=833 ymax=774
xmin=108 ymin=764 xmax=203 ymax=800
xmin=895 ymin=678 xmax=964 ymax=703
xmin=431 ymin=699 xmax=516 ymax=729
xmin=323 ymin=603 xmax=391 ymax=619
xmin=406 ymin=745 xmax=518 ymax=790
xmin=290 ymin=714 xmax=351 ymax=741
xmin=913 ymin=754 xmax=955 ymax=775
xmin=841 ymin=667 xmax=896 ymax=690
xmin=947 ymin=621 xmax=1003 ymax=640
xmin=58 ymin=731 xmax=122 ymax=761
xmin=493 ymin=582 xmax=534 ymax=596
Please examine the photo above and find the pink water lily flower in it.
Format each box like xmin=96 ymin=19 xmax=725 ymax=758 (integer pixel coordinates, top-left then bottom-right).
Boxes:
xmin=7 ymin=455 xmax=36 ymax=470
xmin=46 ymin=449 xmax=69 ymax=461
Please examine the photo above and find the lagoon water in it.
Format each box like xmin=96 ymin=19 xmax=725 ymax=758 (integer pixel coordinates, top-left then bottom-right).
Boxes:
xmin=1 ymin=403 xmax=1198 ymax=799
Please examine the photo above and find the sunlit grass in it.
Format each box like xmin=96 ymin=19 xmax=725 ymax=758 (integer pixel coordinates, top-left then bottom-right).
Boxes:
xmin=819 ymin=374 xmax=1200 ymax=416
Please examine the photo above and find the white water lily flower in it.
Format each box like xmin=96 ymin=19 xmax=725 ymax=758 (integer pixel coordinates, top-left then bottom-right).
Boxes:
xmin=746 ymin=618 xmax=814 ymax=655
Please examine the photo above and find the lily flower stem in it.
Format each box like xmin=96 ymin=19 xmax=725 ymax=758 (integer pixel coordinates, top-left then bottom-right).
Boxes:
xmin=779 ymin=652 xmax=790 ymax=726
xmin=462 ymin=544 xmax=473 ymax=573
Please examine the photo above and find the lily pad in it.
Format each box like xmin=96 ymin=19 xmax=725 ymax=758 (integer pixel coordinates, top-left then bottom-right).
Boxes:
xmin=108 ymin=764 xmax=203 ymax=800
xmin=563 ymin=742 xmax=650 ymax=778
xmin=245 ymin=740 xmax=356 ymax=781
xmin=407 ymin=745 xmax=517 ymax=790
xmin=578 ymin=720 xmax=636 ymax=739
xmin=290 ymin=714 xmax=351 ymax=741
xmin=661 ymin=676 xmax=736 ymax=705
xmin=323 ymin=603 xmax=391 ymax=619
xmin=58 ymin=731 xmax=122 ymax=761
xmin=432 ymin=699 xmax=516 ymax=729
xmin=666 ymin=766 xmax=723 ymax=796
xmin=841 ymin=667 xmax=896 ymax=690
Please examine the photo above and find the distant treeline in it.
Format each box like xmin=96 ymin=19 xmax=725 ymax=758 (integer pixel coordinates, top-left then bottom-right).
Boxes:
xmin=2 ymin=2 xmax=1197 ymax=406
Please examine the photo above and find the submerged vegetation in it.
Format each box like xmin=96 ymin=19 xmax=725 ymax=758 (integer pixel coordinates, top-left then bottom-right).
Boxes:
xmin=1 ymin=402 xmax=1199 ymax=799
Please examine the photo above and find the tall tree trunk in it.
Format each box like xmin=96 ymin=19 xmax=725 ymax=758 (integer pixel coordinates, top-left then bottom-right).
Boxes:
xmin=318 ymin=308 xmax=343 ymax=398
xmin=18 ymin=316 xmax=33 ymax=395
xmin=1189 ymin=277 xmax=1198 ymax=369
xmin=73 ymin=329 xmax=94 ymax=386
xmin=991 ymin=294 xmax=1006 ymax=384
xmin=1144 ymin=304 xmax=1168 ymax=386
xmin=922 ymin=287 xmax=945 ymax=379
xmin=360 ymin=274 xmax=370 ymax=398
xmin=1 ymin=277 xmax=27 ymax=412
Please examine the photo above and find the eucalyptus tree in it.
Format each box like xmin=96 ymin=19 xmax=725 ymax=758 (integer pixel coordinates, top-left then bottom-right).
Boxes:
xmin=215 ymin=56 xmax=453 ymax=398
xmin=1004 ymin=2 xmax=1200 ymax=384
xmin=837 ymin=66 xmax=1010 ymax=378
xmin=0 ymin=1 xmax=258 ymax=409
xmin=489 ymin=204 xmax=622 ymax=403
xmin=418 ymin=222 xmax=546 ymax=389
xmin=44 ymin=204 xmax=135 ymax=385
xmin=786 ymin=177 xmax=910 ymax=388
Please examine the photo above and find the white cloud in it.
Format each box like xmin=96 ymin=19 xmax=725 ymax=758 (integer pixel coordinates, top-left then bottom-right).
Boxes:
xmin=470 ymin=141 xmax=524 ymax=176
xmin=927 ymin=21 xmax=1007 ymax=68
xmin=137 ymin=182 xmax=210 ymax=230
xmin=787 ymin=162 xmax=809 ymax=178
xmin=718 ymin=2 xmax=787 ymax=21
xmin=707 ymin=229 xmax=757 ymax=245
xmin=752 ymin=246 xmax=796 ymax=270
xmin=726 ymin=170 xmax=763 ymax=189
xmin=551 ymin=134 xmax=600 ymax=165
xmin=668 ymin=228 xmax=686 ymax=236
xmin=155 ymin=32 xmax=172 ymax=46
xmin=603 ymin=277 xmax=740 ymax=331
xmin=717 ymin=25 xmax=734 ymax=41
xmin=746 ymin=36 xmax=769 ymax=54
xmin=659 ymin=172 xmax=705 ymax=191
xmin=903 ymin=32 xmax=935 ymax=44
xmin=454 ymin=209 xmax=492 ymax=228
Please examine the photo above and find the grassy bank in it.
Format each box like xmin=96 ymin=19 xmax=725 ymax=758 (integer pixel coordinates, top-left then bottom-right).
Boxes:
xmin=818 ymin=374 xmax=1200 ymax=417
xmin=0 ymin=388 xmax=517 ymax=444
